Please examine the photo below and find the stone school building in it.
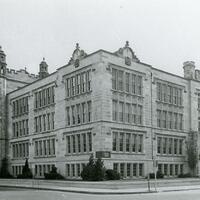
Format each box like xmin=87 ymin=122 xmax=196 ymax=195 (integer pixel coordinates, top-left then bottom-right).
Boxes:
xmin=0 ymin=42 xmax=200 ymax=179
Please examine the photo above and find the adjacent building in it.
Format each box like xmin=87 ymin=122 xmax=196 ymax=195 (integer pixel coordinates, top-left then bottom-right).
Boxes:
xmin=1 ymin=42 xmax=200 ymax=179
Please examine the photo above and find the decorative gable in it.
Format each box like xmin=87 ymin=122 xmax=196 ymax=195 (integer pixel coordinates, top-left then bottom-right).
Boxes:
xmin=68 ymin=43 xmax=87 ymax=67
xmin=115 ymin=41 xmax=140 ymax=65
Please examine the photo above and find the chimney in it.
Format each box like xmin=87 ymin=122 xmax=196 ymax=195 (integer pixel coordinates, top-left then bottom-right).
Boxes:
xmin=183 ymin=61 xmax=195 ymax=79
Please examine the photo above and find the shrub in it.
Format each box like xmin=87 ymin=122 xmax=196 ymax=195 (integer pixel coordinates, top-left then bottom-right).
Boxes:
xmin=94 ymin=158 xmax=105 ymax=181
xmin=81 ymin=154 xmax=95 ymax=181
xmin=0 ymin=157 xmax=13 ymax=178
xmin=17 ymin=158 xmax=32 ymax=179
xmin=178 ymin=173 xmax=192 ymax=178
xmin=105 ymin=169 xmax=120 ymax=180
xmin=149 ymin=171 xmax=164 ymax=179
xmin=44 ymin=166 xmax=64 ymax=180
xmin=81 ymin=154 xmax=106 ymax=181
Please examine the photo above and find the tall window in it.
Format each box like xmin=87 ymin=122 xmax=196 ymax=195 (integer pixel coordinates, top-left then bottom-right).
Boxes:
xmin=87 ymin=70 xmax=91 ymax=91
xmin=112 ymin=100 xmax=117 ymax=121
xmin=88 ymin=132 xmax=92 ymax=151
xmin=169 ymin=112 xmax=173 ymax=129
xmin=168 ymin=85 xmax=173 ymax=103
xmin=82 ymin=103 xmax=86 ymax=123
xmin=138 ymin=105 xmax=142 ymax=125
xmin=132 ymin=74 xmax=136 ymax=94
xmin=72 ymin=106 xmax=76 ymax=125
xmin=112 ymin=68 xmax=117 ymax=90
xmin=119 ymin=102 xmax=124 ymax=122
xmin=126 ymin=133 xmax=130 ymax=152
xmin=137 ymin=75 xmax=142 ymax=95
xmin=76 ymin=75 xmax=81 ymax=95
xmin=174 ymin=113 xmax=178 ymax=129
xmin=157 ymin=110 xmax=161 ymax=128
xmin=112 ymin=132 xmax=117 ymax=151
xmin=138 ymin=135 xmax=143 ymax=152
xmin=132 ymin=104 xmax=137 ymax=124
xmin=198 ymin=93 xmax=200 ymax=109
xmin=82 ymin=72 xmax=86 ymax=93
xmin=163 ymin=111 xmax=167 ymax=128
xmin=66 ymin=78 xmax=71 ymax=97
xmin=66 ymin=107 xmax=70 ymax=126
xmin=157 ymin=82 xmax=162 ymax=101
xmin=125 ymin=103 xmax=131 ymax=123
xmin=157 ymin=137 xmax=161 ymax=154
xmin=118 ymin=70 xmax=123 ymax=91
xmin=125 ymin=73 xmax=130 ymax=93
xmin=77 ymin=104 xmax=81 ymax=124
xmin=71 ymin=77 xmax=75 ymax=96
xmin=87 ymin=101 xmax=92 ymax=122
xmin=119 ymin=133 xmax=124 ymax=152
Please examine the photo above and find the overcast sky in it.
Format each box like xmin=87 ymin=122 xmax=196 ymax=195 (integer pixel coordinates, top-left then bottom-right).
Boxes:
xmin=1 ymin=0 xmax=200 ymax=76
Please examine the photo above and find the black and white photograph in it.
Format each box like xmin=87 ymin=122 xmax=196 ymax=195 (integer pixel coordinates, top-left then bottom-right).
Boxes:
xmin=1 ymin=0 xmax=200 ymax=199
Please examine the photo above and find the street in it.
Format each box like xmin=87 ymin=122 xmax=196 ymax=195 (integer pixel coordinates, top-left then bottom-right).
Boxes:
xmin=1 ymin=188 xmax=200 ymax=200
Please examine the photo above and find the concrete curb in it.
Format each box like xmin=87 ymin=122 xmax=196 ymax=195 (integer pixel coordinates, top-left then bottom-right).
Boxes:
xmin=2 ymin=184 xmax=200 ymax=195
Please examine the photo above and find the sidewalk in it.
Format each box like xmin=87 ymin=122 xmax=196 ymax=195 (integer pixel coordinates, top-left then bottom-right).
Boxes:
xmin=1 ymin=178 xmax=200 ymax=194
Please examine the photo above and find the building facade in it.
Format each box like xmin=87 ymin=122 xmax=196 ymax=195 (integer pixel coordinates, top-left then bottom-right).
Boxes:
xmin=2 ymin=42 xmax=200 ymax=179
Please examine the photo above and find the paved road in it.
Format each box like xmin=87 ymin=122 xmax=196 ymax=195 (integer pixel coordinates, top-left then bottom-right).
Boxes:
xmin=1 ymin=188 xmax=200 ymax=200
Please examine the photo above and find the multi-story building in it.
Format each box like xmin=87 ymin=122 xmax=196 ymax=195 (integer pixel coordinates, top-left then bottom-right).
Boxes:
xmin=1 ymin=42 xmax=200 ymax=179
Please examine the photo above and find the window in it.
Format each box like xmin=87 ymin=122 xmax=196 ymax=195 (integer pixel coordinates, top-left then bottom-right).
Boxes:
xmin=38 ymin=116 xmax=42 ymax=132
xmin=71 ymin=77 xmax=75 ymax=96
xmin=76 ymin=75 xmax=81 ymax=95
xmin=174 ymin=139 xmax=178 ymax=154
xmin=125 ymin=103 xmax=131 ymax=123
xmin=168 ymin=85 xmax=173 ymax=103
xmin=51 ymin=112 xmax=55 ymax=130
xmin=163 ymin=138 xmax=167 ymax=154
xmin=88 ymin=132 xmax=92 ymax=152
xmin=127 ymin=163 xmax=131 ymax=177
xmin=157 ymin=110 xmax=161 ymax=128
xmin=82 ymin=103 xmax=86 ymax=123
xmin=112 ymin=100 xmax=117 ymax=121
xmin=118 ymin=70 xmax=123 ymax=91
xmin=77 ymin=134 xmax=81 ymax=153
xmin=119 ymin=133 xmax=124 ymax=152
xmin=87 ymin=70 xmax=91 ymax=91
xmin=112 ymin=68 xmax=117 ymax=90
xmin=179 ymin=114 xmax=183 ymax=130
xmin=157 ymin=137 xmax=161 ymax=154
xmin=138 ymin=135 xmax=143 ymax=153
xmin=66 ymin=78 xmax=71 ymax=97
xmin=82 ymin=72 xmax=86 ymax=93
xmin=132 ymin=74 xmax=136 ymax=94
xmin=112 ymin=132 xmax=117 ymax=151
xmin=126 ymin=133 xmax=130 ymax=152
xmin=66 ymin=107 xmax=70 ymax=126
xmin=163 ymin=111 xmax=167 ymax=128
xmin=72 ymin=135 xmax=76 ymax=153
xmin=77 ymin=104 xmax=81 ymax=124
xmin=179 ymin=140 xmax=183 ymax=155
xmin=169 ymin=112 xmax=173 ymax=129
xmin=138 ymin=105 xmax=142 ymax=124
xmin=198 ymin=93 xmax=200 ymax=109
xmin=119 ymin=102 xmax=124 ymax=122
xmin=139 ymin=163 xmax=143 ymax=176
xmin=157 ymin=82 xmax=162 ymax=101
xmin=125 ymin=73 xmax=130 ymax=93
xmin=87 ymin=101 xmax=92 ymax=122
xmin=137 ymin=76 xmax=142 ymax=95
xmin=83 ymin=134 xmax=87 ymax=152
xmin=72 ymin=106 xmax=76 ymax=125
xmin=174 ymin=113 xmax=178 ymax=129
xmin=132 ymin=104 xmax=137 ymax=124
xmin=67 ymin=136 xmax=71 ymax=154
